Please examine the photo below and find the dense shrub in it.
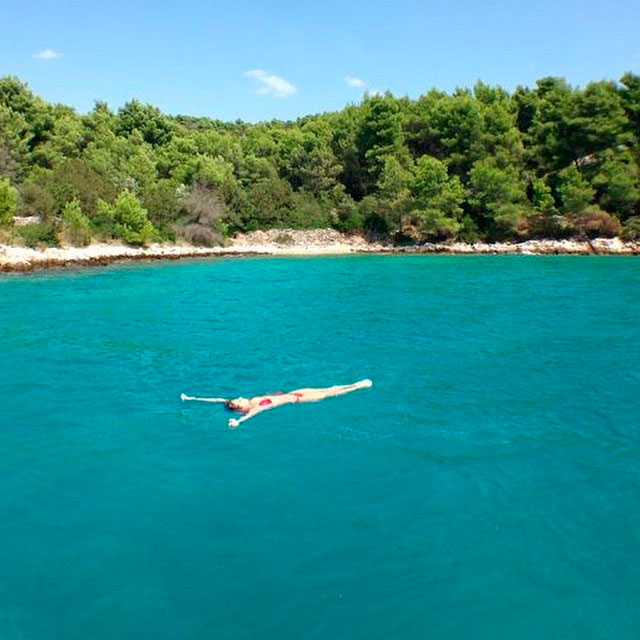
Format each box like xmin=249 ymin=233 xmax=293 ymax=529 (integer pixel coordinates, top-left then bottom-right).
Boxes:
xmin=286 ymin=192 xmax=332 ymax=229
xmin=181 ymin=223 xmax=223 ymax=246
xmin=557 ymin=166 xmax=595 ymax=214
xmin=531 ymin=178 xmax=556 ymax=214
xmin=178 ymin=181 xmax=228 ymax=245
xmin=621 ymin=216 xmax=640 ymax=240
xmin=141 ymin=179 xmax=181 ymax=232
xmin=97 ymin=190 xmax=156 ymax=245
xmin=17 ymin=181 xmax=57 ymax=221
xmin=0 ymin=176 xmax=18 ymax=224
xmin=592 ymin=154 xmax=640 ymax=218
xmin=457 ymin=215 xmax=481 ymax=243
xmin=521 ymin=213 xmax=572 ymax=239
xmin=245 ymin=177 xmax=295 ymax=229
xmin=332 ymin=199 xmax=365 ymax=233
xmin=16 ymin=222 xmax=59 ymax=247
xmin=413 ymin=208 xmax=460 ymax=241
xmin=570 ymin=208 xmax=622 ymax=238
xmin=50 ymin=159 xmax=117 ymax=216
xmin=486 ymin=203 xmax=525 ymax=241
xmin=60 ymin=199 xmax=91 ymax=246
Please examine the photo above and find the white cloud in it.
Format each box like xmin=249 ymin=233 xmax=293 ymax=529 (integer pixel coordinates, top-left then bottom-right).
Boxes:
xmin=345 ymin=75 xmax=366 ymax=88
xmin=244 ymin=69 xmax=297 ymax=98
xmin=32 ymin=49 xmax=63 ymax=60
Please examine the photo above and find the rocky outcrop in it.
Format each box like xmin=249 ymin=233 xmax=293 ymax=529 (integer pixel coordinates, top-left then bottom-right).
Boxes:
xmin=398 ymin=238 xmax=640 ymax=255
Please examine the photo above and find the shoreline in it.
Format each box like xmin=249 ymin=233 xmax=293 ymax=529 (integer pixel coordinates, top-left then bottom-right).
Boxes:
xmin=1 ymin=229 xmax=639 ymax=273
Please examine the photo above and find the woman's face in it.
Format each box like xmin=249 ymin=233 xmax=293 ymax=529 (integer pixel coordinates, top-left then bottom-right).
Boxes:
xmin=229 ymin=397 xmax=250 ymax=412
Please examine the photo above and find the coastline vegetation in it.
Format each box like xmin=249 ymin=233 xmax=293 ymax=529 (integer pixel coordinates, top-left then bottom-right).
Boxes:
xmin=0 ymin=74 xmax=639 ymax=248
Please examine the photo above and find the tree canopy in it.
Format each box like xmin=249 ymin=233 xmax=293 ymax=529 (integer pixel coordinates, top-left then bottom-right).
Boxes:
xmin=0 ymin=73 xmax=638 ymax=246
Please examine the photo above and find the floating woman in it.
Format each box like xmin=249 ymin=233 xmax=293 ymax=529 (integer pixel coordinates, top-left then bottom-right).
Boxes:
xmin=180 ymin=379 xmax=373 ymax=428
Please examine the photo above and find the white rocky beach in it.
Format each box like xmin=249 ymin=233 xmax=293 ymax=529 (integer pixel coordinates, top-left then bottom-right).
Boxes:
xmin=1 ymin=229 xmax=638 ymax=272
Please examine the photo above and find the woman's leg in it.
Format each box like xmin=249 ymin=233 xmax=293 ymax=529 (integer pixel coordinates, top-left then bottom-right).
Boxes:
xmin=289 ymin=380 xmax=372 ymax=403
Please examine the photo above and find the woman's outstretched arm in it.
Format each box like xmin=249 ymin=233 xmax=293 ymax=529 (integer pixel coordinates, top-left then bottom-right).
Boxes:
xmin=228 ymin=406 xmax=268 ymax=428
xmin=181 ymin=393 xmax=228 ymax=403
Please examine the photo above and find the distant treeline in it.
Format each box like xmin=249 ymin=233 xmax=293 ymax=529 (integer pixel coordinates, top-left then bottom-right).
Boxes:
xmin=0 ymin=74 xmax=639 ymax=247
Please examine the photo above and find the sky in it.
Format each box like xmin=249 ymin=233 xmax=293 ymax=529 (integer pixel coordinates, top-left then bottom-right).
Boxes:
xmin=1 ymin=0 xmax=638 ymax=123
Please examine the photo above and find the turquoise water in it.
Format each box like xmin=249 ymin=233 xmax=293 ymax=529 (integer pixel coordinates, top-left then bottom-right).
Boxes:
xmin=1 ymin=255 xmax=639 ymax=639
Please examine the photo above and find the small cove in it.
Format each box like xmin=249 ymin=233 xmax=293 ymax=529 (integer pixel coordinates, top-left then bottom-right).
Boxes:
xmin=1 ymin=255 xmax=639 ymax=640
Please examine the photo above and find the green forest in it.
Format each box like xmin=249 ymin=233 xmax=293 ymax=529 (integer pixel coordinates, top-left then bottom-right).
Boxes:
xmin=0 ymin=73 xmax=639 ymax=247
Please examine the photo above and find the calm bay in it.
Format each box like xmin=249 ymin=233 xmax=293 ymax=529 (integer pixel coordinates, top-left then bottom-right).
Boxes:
xmin=1 ymin=255 xmax=638 ymax=639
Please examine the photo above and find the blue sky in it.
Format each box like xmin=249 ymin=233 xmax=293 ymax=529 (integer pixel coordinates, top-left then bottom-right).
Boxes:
xmin=1 ymin=0 xmax=638 ymax=122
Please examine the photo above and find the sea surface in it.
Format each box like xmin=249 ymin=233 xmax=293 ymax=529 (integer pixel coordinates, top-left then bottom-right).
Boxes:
xmin=1 ymin=255 xmax=639 ymax=639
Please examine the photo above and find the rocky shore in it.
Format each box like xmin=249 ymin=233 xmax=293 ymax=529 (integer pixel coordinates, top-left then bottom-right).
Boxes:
xmin=232 ymin=229 xmax=640 ymax=255
xmin=1 ymin=229 xmax=638 ymax=273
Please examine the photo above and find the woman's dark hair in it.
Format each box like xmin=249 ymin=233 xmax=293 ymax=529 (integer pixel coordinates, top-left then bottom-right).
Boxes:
xmin=225 ymin=400 xmax=249 ymax=414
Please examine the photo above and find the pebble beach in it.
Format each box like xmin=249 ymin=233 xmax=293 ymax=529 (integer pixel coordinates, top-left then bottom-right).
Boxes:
xmin=1 ymin=229 xmax=638 ymax=272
